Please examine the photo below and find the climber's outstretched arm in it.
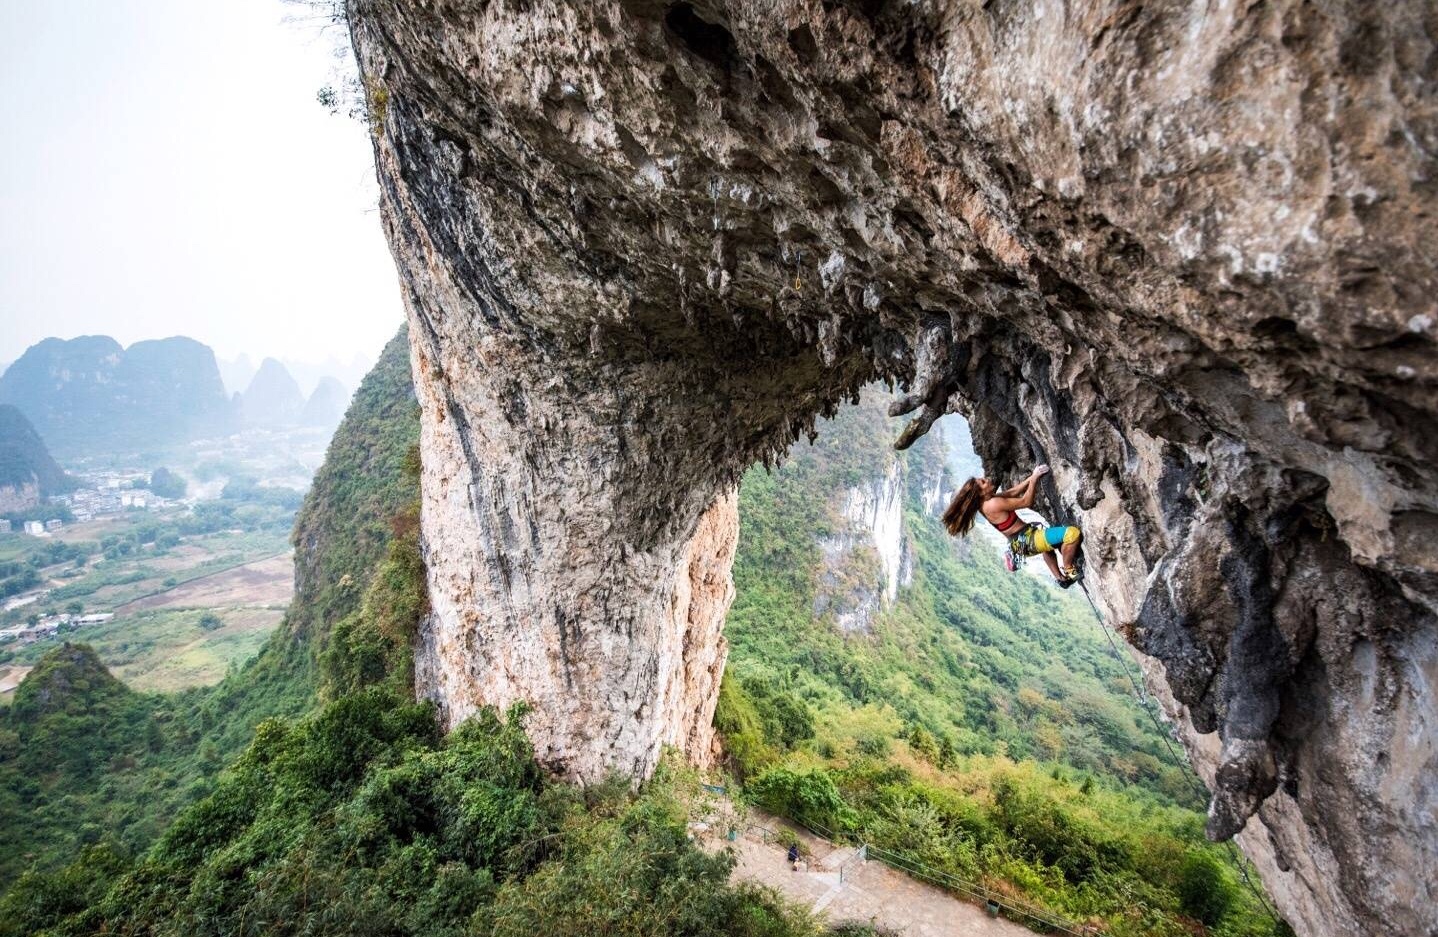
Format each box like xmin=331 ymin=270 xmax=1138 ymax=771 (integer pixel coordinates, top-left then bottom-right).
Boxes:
xmin=996 ymin=478 xmax=1030 ymax=498
xmin=991 ymin=465 xmax=1048 ymax=512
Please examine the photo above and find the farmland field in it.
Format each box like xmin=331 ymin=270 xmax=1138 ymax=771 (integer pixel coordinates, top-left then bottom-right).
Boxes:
xmin=0 ymin=521 xmax=294 ymax=697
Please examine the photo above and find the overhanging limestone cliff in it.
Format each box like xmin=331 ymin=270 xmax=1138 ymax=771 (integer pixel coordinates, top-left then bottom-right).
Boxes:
xmin=348 ymin=2 xmax=1437 ymax=933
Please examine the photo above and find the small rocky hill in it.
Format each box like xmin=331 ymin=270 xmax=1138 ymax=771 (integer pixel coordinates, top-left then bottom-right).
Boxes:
xmin=7 ymin=643 xmax=129 ymax=724
xmin=0 ymin=404 xmax=72 ymax=512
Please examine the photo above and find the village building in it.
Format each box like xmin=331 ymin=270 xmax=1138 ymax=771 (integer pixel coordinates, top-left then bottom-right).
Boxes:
xmin=44 ymin=518 xmax=62 ymax=532
xmin=23 ymin=520 xmax=45 ymax=536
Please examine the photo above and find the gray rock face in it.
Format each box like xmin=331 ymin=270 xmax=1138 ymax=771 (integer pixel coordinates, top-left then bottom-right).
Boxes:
xmin=0 ymin=479 xmax=39 ymax=515
xmin=347 ymin=2 xmax=1436 ymax=932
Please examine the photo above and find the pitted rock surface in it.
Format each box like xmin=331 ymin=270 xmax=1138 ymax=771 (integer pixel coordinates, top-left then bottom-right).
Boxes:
xmin=347 ymin=2 xmax=1437 ymax=933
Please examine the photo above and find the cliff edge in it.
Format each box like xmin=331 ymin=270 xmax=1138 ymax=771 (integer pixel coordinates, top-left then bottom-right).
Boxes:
xmin=346 ymin=3 xmax=1436 ymax=933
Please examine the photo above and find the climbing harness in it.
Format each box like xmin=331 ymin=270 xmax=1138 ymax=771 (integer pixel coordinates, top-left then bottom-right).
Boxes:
xmin=1002 ymin=527 xmax=1082 ymax=587
xmin=1076 ymin=575 xmax=1286 ymax=929
xmin=1003 ymin=526 xmax=1041 ymax=567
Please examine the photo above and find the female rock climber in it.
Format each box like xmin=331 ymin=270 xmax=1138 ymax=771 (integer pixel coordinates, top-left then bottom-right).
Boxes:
xmin=941 ymin=463 xmax=1083 ymax=587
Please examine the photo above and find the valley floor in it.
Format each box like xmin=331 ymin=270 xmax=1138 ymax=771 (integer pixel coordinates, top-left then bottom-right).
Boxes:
xmin=1 ymin=543 xmax=293 ymax=697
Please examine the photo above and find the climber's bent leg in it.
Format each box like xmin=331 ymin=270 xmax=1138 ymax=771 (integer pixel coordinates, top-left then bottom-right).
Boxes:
xmin=1056 ymin=526 xmax=1082 ymax=577
xmin=1034 ymin=526 xmax=1082 ymax=583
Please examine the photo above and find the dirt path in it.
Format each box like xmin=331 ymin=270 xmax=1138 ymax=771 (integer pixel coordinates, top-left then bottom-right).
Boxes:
xmin=0 ymin=665 xmax=32 ymax=696
xmin=708 ymin=811 xmax=1040 ymax=936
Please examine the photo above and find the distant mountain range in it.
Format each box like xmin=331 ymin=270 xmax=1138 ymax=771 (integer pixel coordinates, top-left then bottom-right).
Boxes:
xmin=0 ymin=336 xmax=359 ymax=458
xmin=215 ymin=354 xmax=257 ymax=398
xmin=299 ymin=376 xmax=350 ymax=429
xmin=239 ymin=357 xmax=306 ymax=427
xmin=216 ymin=351 xmax=375 ymax=399
xmin=0 ymin=404 xmax=72 ymax=512
xmin=0 ymin=336 xmax=235 ymax=457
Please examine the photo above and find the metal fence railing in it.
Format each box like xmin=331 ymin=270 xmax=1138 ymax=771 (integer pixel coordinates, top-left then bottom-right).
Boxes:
xmin=837 ymin=843 xmax=866 ymax=884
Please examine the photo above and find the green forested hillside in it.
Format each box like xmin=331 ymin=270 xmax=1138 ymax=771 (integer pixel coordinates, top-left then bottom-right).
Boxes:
xmin=718 ymin=393 xmax=1284 ymax=937
xmin=0 ymin=328 xmax=420 ymax=891
xmin=0 ymin=330 xmax=826 ymax=937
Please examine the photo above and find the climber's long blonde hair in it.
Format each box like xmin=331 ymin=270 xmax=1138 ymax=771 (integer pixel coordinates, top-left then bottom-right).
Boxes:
xmin=943 ymin=478 xmax=984 ymax=538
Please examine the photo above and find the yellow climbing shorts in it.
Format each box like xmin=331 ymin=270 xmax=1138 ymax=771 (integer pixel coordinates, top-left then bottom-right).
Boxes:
xmin=1019 ymin=525 xmax=1081 ymax=554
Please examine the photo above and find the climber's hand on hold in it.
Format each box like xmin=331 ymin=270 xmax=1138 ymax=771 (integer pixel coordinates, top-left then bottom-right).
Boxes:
xmin=1033 ymin=463 xmax=1051 ymax=477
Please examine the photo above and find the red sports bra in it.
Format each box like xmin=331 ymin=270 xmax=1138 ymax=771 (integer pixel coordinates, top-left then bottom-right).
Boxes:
xmin=992 ymin=511 xmax=1020 ymax=534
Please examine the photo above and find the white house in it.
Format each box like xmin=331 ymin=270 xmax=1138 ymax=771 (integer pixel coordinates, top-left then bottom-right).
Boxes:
xmin=23 ymin=520 xmax=45 ymax=536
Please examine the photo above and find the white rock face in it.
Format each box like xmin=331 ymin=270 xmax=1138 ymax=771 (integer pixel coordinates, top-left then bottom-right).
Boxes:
xmin=842 ymin=459 xmax=905 ymax=604
xmin=0 ymin=479 xmax=38 ymax=514
xmin=815 ymin=458 xmax=910 ymax=632
xmin=920 ymin=474 xmax=945 ymax=516
xmin=406 ymin=317 xmax=740 ymax=783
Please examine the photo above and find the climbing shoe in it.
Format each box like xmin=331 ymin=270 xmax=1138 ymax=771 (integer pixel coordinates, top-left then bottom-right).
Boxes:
xmin=1057 ymin=565 xmax=1082 ymax=589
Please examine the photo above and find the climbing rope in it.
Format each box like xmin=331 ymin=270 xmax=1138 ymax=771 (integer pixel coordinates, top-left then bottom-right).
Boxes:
xmin=1076 ymin=579 xmax=1286 ymax=929
xmin=1076 ymin=580 xmax=1149 ymax=705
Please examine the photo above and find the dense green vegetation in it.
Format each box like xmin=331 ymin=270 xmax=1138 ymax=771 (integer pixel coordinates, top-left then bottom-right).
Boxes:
xmin=144 ymin=467 xmax=188 ymax=500
xmin=0 ymin=328 xmax=420 ymax=894
xmin=288 ymin=328 xmax=424 ymax=648
xmin=718 ymin=395 xmax=1286 ymax=936
xmin=0 ymin=644 xmax=211 ymax=887
xmin=1 ymin=330 xmax=1286 ymax=936
xmin=0 ymin=691 xmax=819 ymax=937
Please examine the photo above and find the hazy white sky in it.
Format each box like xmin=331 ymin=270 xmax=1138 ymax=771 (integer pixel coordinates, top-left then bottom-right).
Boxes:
xmin=0 ymin=0 xmax=403 ymax=366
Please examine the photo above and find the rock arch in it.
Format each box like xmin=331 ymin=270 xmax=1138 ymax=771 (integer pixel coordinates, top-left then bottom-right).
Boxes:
xmin=347 ymin=3 xmax=1436 ymax=934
